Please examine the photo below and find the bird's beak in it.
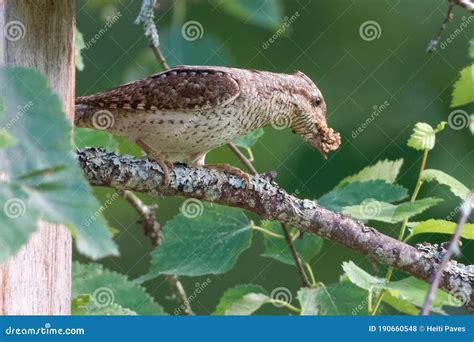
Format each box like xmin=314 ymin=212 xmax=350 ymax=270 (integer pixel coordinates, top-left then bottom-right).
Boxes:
xmin=315 ymin=144 xmax=328 ymax=160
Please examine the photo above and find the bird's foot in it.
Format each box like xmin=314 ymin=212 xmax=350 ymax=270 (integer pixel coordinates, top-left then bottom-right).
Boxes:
xmin=201 ymin=163 xmax=251 ymax=187
xmin=135 ymin=139 xmax=172 ymax=188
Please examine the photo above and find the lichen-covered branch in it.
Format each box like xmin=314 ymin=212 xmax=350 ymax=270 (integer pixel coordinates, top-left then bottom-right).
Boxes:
xmin=77 ymin=147 xmax=474 ymax=310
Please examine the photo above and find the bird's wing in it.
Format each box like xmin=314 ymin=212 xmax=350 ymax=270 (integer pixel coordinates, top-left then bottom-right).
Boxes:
xmin=76 ymin=67 xmax=241 ymax=112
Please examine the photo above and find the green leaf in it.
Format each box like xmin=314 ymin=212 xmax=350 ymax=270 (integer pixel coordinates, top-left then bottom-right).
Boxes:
xmin=233 ymin=128 xmax=264 ymax=149
xmin=72 ymin=294 xmax=138 ymax=315
xmin=407 ymin=122 xmax=445 ymax=151
xmin=381 ymin=292 xmax=419 ymax=315
xmin=342 ymin=261 xmax=459 ymax=314
xmin=336 ymin=159 xmax=403 ymax=188
xmin=0 ymin=128 xmax=17 ymax=148
xmin=384 ymin=277 xmax=460 ymax=314
xmin=342 ymin=198 xmax=442 ymax=223
xmin=409 ymin=219 xmax=474 ymax=240
xmin=0 ymin=67 xmax=117 ymax=261
xmin=140 ymin=203 xmax=252 ymax=280
xmin=212 ymin=0 xmax=284 ymax=31
xmin=297 ymin=282 xmax=370 ymax=315
xmin=451 ymin=64 xmax=474 ymax=107
xmin=74 ymin=127 xmax=119 ymax=151
xmin=421 ymin=169 xmax=470 ymax=200
xmin=260 ymin=220 xmax=323 ymax=265
xmin=319 ymin=180 xmax=408 ymax=212
xmin=342 ymin=261 xmax=384 ymax=291
xmin=214 ymin=285 xmax=269 ymax=315
xmin=75 ymin=28 xmax=85 ymax=71
xmin=72 ymin=262 xmax=166 ymax=315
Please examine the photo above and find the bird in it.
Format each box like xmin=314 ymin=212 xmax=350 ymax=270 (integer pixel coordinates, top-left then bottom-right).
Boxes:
xmin=75 ymin=65 xmax=341 ymax=186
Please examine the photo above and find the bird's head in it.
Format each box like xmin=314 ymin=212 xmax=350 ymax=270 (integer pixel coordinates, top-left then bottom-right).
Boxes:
xmin=283 ymin=71 xmax=341 ymax=159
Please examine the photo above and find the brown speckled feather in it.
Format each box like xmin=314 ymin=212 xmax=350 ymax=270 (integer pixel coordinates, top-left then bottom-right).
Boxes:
xmin=76 ymin=67 xmax=241 ymax=112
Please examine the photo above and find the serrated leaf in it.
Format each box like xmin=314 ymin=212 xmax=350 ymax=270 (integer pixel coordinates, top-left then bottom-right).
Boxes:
xmin=260 ymin=220 xmax=323 ymax=265
xmin=73 ymin=262 xmax=165 ymax=315
xmin=407 ymin=122 xmax=445 ymax=151
xmin=342 ymin=261 xmax=384 ymax=291
xmin=139 ymin=203 xmax=252 ymax=281
xmin=343 ymin=261 xmax=459 ymax=314
xmin=319 ymin=180 xmax=408 ymax=212
xmin=214 ymin=285 xmax=269 ymax=315
xmin=75 ymin=28 xmax=85 ymax=71
xmin=297 ymin=282 xmax=370 ymax=315
xmin=336 ymin=159 xmax=403 ymax=189
xmin=421 ymin=169 xmax=470 ymax=200
xmin=74 ymin=127 xmax=119 ymax=151
xmin=0 ymin=67 xmax=117 ymax=261
xmin=342 ymin=198 xmax=442 ymax=223
xmin=212 ymin=0 xmax=284 ymax=31
xmin=72 ymin=293 xmax=138 ymax=316
xmin=233 ymin=128 xmax=264 ymax=149
xmin=409 ymin=219 xmax=474 ymax=240
xmin=451 ymin=64 xmax=474 ymax=107
xmin=384 ymin=277 xmax=460 ymax=314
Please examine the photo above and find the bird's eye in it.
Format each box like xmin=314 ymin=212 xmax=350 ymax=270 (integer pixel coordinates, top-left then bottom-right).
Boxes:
xmin=312 ymin=96 xmax=322 ymax=106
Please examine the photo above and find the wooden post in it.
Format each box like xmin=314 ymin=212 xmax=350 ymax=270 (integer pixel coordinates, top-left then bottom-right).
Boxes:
xmin=0 ymin=0 xmax=74 ymax=315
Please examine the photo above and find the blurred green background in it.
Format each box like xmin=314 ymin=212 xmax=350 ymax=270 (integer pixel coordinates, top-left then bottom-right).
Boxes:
xmin=76 ymin=0 xmax=473 ymax=314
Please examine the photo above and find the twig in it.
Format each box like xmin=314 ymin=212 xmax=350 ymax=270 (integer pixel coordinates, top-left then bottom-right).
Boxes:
xmin=420 ymin=191 xmax=473 ymax=315
xmin=426 ymin=1 xmax=455 ymax=52
xmin=77 ymin=148 xmax=474 ymax=310
xmin=453 ymin=0 xmax=474 ymax=12
xmin=227 ymin=142 xmax=258 ymax=175
xmin=135 ymin=0 xmax=170 ymax=70
xmin=227 ymin=142 xmax=312 ymax=287
xmin=167 ymin=275 xmax=195 ymax=315
xmin=119 ymin=190 xmax=161 ymax=246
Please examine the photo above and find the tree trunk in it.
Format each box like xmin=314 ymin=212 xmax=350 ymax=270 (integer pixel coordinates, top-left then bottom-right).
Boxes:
xmin=0 ymin=0 xmax=74 ymax=315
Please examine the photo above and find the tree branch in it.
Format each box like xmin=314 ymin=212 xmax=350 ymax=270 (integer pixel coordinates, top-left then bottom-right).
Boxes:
xmin=77 ymin=147 xmax=474 ymax=310
xmin=453 ymin=0 xmax=474 ymax=12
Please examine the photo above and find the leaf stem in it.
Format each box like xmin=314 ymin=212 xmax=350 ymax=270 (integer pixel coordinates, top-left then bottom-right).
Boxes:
xmin=267 ymin=299 xmax=301 ymax=313
xmin=304 ymin=262 xmax=317 ymax=287
xmin=370 ymin=148 xmax=429 ymax=315
xmin=250 ymin=223 xmax=285 ymax=239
